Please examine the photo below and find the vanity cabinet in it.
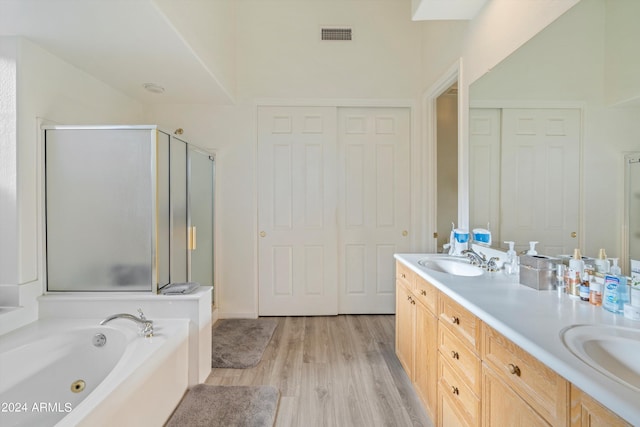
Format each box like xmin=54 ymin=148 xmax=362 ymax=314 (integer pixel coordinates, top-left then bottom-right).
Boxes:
xmin=482 ymin=323 xmax=569 ymax=426
xmin=437 ymin=293 xmax=481 ymax=427
xmin=570 ymin=385 xmax=632 ymax=427
xmin=395 ymin=262 xmax=415 ymax=376
xmin=395 ymin=261 xmax=438 ymax=421
xmin=414 ymin=277 xmax=438 ymax=421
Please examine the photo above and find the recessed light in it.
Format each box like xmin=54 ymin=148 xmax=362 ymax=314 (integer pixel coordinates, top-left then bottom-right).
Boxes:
xmin=143 ymin=83 xmax=165 ymax=94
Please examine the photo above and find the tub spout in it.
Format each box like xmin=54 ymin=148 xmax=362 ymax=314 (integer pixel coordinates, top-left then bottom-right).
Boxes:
xmin=100 ymin=309 xmax=154 ymax=338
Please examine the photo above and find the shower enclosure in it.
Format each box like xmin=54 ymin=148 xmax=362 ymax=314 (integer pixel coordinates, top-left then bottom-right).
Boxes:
xmin=44 ymin=125 xmax=214 ymax=293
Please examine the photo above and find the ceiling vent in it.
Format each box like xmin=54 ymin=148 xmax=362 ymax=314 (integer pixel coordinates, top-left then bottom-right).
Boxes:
xmin=321 ymin=28 xmax=352 ymax=41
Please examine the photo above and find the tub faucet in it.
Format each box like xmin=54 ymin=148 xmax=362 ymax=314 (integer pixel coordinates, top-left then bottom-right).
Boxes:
xmin=100 ymin=309 xmax=154 ymax=338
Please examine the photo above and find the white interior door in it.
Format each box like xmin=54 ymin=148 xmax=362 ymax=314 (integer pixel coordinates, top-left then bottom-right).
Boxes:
xmin=258 ymin=106 xmax=338 ymax=316
xmin=337 ymin=107 xmax=411 ymax=313
xmin=469 ymin=108 xmax=501 ymax=240
xmin=500 ymin=108 xmax=581 ymax=254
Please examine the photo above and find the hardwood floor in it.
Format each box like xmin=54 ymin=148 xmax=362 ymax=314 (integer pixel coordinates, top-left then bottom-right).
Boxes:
xmin=205 ymin=315 xmax=434 ymax=427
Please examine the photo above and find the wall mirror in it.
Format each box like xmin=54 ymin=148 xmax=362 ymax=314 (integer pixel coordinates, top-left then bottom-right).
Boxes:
xmin=465 ymin=0 xmax=639 ymax=273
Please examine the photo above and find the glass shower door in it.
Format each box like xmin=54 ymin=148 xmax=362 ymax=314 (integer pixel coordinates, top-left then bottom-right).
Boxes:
xmin=188 ymin=147 xmax=215 ymax=290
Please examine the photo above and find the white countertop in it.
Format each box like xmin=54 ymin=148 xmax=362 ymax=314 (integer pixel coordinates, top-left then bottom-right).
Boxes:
xmin=395 ymin=253 xmax=640 ymax=425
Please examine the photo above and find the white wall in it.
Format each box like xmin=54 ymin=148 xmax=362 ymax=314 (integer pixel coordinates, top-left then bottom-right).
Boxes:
xmin=0 ymin=37 xmax=144 ymax=329
xmin=235 ymin=0 xmax=424 ymax=101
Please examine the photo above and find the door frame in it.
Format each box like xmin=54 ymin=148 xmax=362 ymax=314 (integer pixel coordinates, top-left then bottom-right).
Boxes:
xmin=422 ymin=59 xmax=463 ymax=252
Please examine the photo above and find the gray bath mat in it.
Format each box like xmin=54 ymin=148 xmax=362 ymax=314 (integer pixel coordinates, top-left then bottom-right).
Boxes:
xmin=166 ymin=384 xmax=280 ymax=427
xmin=211 ymin=318 xmax=278 ymax=368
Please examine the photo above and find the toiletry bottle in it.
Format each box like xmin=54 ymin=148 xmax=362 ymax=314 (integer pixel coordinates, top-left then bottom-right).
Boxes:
xmin=594 ymin=248 xmax=609 ymax=274
xmin=527 ymin=241 xmax=538 ymax=255
xmin=503 ymin=241 xmax=517 ymax=275
xmin=610 ymin=258 xmax=629 ymax=307
xmin=566 ymin=249 xmax=584 ymax=298
xmin=603 ymin=258 xmax=626 ymax=314
xmin=589 ymin=276 xmax=603 ymax=306
xmin=579 ymin=269 xmax=591 ymax=301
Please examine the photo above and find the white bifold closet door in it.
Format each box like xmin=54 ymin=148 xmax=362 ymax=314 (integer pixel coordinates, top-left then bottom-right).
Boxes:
xmin=258 ymin=106 xmax=411 ymax=316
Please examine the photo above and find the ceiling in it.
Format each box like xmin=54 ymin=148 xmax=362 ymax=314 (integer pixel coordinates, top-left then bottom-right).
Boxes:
xmin=412 ymin=0 xmax=488 ymax=20
xmin=0 ymin=0 xmax=234 ymax=105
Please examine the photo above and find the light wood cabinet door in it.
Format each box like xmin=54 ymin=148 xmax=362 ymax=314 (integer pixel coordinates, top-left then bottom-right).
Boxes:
xmin=482 ymin=323 xmax=569 ymax=426
xmin=482 ymin=363 xmax=551 ymax=426
xmin=396 ymin=281 xmax=415 ymax=377
xmin=570 ymin=385 xmax=632 ymax=427
xmin=415 ymin=298 xmax=438 ymax=420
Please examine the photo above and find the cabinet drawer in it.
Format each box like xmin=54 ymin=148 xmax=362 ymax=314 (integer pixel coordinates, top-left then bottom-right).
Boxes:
xmin=438 ymin=356 xmax=481 ymax=427
xmin=439 ymin=324 xmax=481 ymax=396
xmin=482 ymin=323 xmax=569 ymax=426
xmin=415 ymin=275 xmax=438 ymax=313
xmin=438 ymin=293 xmax=481 ymax=354
xmin=396 ymin=261 xmax=415 ymax=290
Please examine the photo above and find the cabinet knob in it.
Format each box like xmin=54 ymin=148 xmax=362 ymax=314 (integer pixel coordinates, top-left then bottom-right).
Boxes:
xmin=571 ymin=231 xmax=577 ymax=238
xmin=260 ymin=231 xmax=266 ymax=237
xmin=508 ymin=363 xmax=521 ymax=376
xmin=402 ymin=230 xmax=408 ymax=237
xmin=451 ymin=316 xmax=460 ymax=325
xmin=451 ymin=351 xmax=459 ymax=360
xmin=451 ymin=386 xmax=459 ymax=395
xmin=401 ymin=273 xmax=406 ymax=279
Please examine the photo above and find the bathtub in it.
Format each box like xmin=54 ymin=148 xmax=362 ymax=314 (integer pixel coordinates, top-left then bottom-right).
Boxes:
xmin=0 ymin=317 xmax=189 ymax=427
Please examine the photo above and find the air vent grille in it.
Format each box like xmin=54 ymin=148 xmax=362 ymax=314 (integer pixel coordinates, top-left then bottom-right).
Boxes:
xmin=321 ymin=28 xmax=352 ymax=41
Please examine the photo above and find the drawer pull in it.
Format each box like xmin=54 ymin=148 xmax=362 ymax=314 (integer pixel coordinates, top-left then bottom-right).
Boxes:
xmin=451 ymin=350 xmax=459 ymax=360
xmin=451 ymin=386 xmax=459 ymax=395
xmin=451 ymin=316 xmax=460 ymax=325
xmin=508 ymin=364 xmax=521 ymax=376
xmin=401 ymin=273 xmax=406 ymax=279
xmin=420 ymin=290 xmax=427 ymax=296
xmin=411 ymin=299 xmax=416 ymax=305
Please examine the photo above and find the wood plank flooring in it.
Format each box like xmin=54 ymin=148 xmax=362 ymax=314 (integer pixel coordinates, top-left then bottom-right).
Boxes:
xmin=205 ymin=315 xmax=434 ymax=427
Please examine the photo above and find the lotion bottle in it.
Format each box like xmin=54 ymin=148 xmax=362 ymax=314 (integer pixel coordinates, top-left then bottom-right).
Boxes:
xmin=594 ymin=249 xmax=609 ymax=274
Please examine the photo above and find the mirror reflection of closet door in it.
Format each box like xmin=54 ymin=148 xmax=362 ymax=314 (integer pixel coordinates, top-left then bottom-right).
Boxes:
xmin=188 ymin=147 xmax=215 ymax=288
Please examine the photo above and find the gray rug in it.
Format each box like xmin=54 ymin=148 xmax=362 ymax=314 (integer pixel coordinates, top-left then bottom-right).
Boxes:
xmin=166 ymin=384 xmax=280 ymax=427
xmin=211 ymin=318 xmax=278 ymax=368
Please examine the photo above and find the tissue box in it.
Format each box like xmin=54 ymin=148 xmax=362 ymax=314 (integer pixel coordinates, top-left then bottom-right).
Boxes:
xmin=519 ymin=254 xmax=560 ymax=290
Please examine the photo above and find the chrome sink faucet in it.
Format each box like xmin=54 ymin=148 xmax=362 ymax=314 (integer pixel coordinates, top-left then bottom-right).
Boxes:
xmin=462 ymin=249 xmax=500 ymax=272
xmin=100 ymin=308 xmax=154 ymax=337
xmin=462 ymin=248 xmax=486 ymax=266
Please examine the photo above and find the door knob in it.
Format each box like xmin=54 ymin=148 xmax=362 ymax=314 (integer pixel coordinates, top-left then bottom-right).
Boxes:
xmin=260 ymin=231 xmax=266 ymax=237
xmin=571 ymin=231 xmax=577 ymax=238
xmin=402 ymin=230 xmax=408 ymax=237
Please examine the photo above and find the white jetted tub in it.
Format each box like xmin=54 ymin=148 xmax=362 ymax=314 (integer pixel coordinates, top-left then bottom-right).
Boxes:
xmin=0 ymin=317 xmax=189 ymax=427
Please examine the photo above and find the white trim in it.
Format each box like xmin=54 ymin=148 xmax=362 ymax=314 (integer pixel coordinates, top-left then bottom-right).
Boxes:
xmin=253 ymin=98 xmax=416 ymax=109
xmin=623 ymin=152 xmax=640 ymax=276
xmin=422 ymin=59 xmax=462 ymax=252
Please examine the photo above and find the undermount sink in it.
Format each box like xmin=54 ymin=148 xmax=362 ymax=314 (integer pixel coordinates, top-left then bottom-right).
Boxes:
xmin=417 ymin=256 xmax=483 ymax=277
xmin=560 ymin=324 xmax=640 ymax=392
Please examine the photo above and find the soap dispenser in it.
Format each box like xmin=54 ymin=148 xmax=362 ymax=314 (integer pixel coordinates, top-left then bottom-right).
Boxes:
xmin=503 ymin=241 xmax=518 ymax=275
xmin=527 ymin=241 xmax=539 ymax=256
xmin=603 ymin=258 xmax=628 ymax=313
